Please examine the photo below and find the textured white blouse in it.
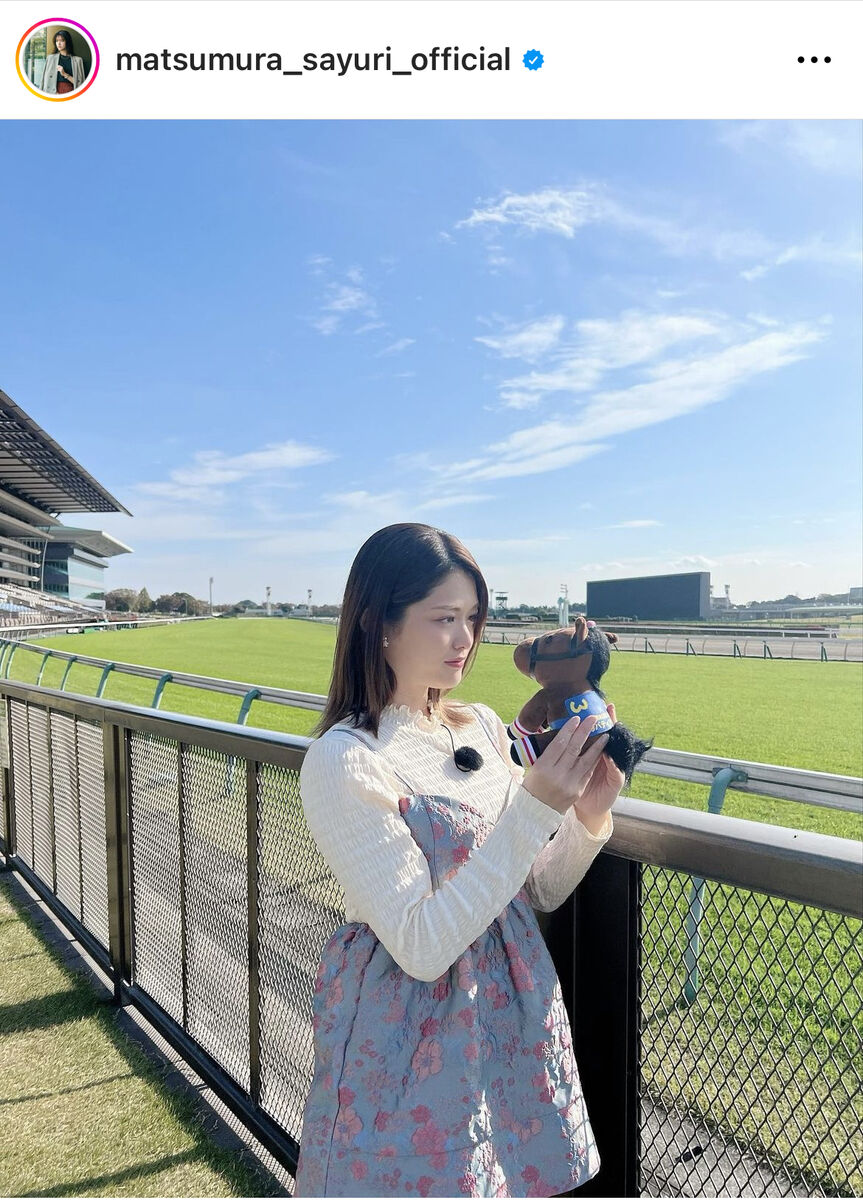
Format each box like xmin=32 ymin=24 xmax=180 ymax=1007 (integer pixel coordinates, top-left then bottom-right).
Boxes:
xmin=299 ymin=701 xmax=613 ymax=982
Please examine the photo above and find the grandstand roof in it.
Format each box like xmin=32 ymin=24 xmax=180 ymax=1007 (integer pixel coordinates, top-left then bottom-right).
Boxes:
xmin=50 ymin=527 xmax=132 ymax=557
xmin=0 ymin=389 xmax=132 ymax=516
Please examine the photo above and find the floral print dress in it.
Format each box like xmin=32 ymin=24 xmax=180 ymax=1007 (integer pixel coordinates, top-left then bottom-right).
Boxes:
xmin=294 ymin=782 xmax=601 ymax=1197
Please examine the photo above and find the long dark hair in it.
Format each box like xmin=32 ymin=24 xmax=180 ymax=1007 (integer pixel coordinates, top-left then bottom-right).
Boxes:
xmin=54 ymin=29 xmax=75 ymax=53
xmin=315 ymin=523 xmax=489 ymax=737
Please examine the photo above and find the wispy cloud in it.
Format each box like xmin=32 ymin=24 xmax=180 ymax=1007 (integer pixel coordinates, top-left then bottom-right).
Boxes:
xmin=609 ymin=519 xmax=662 ymax=528
xmin=480 ymin=309 xmax=722 ymax=410
xmin=457 ymin=186 xmax=606 ymax=239
xmin=323 ymin=487 xmax=494 ymax=516
xmin=306 ymin=254 xmax=333 ymax=275
xmin=137 ymin=440 xmax=334 ymax=503
xmin=324 ymin=489 xmax=402 ymax=511
xmin=475 ymin=315 xmax=565 ymax=363
xmin=715 ymin=120 xmax=863 ymax=177
xmin=438 ymin=433 xmax=609 ymax=482
xmin=455 ymin=183 xmax=774 ymax=262
xmin=308 ymin=261 xmax=380 ymax=335
xmin=375 ymin=337 xmax=415 ymax=357
xmin=427 ymin=317 xmax=825 ymax=483
xmin=456 ymin=180 xmax=861 ymax=284
xmin=740 ymin=234 xmax=862 ymax=281
xmin=580 ymin=553 xmax=719 ymax=574
xmin=415 ymin=492 xmax=494 ymax=512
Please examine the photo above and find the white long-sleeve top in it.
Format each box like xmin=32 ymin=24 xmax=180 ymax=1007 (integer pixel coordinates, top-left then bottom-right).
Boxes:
xmin=300 ymin=701 xmax=613 ymax=982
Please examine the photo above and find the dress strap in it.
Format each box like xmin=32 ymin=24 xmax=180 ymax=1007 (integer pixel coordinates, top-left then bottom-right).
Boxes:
xmin=329 ymin=725 xmax=417 ymax=793
xmin=471 ymin=705 xmax=509 ymax=765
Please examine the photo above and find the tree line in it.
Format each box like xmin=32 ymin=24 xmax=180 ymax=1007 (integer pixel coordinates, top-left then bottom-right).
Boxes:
xmin=104 ymin=587 xmax=854 ymax=619
xmin=103 ymin=589 xmax=343 ymax=617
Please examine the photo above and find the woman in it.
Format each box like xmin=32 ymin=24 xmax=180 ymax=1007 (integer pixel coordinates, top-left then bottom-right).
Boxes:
xmin=295 ymin=524 xmax=624 ymax=1197
xmin=41 ymin=30 xmax=87 ymax=95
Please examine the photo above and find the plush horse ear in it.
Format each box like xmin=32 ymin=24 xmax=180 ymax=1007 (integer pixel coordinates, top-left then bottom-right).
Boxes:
xmin=573 ymin=615 xmax=589 ymax=644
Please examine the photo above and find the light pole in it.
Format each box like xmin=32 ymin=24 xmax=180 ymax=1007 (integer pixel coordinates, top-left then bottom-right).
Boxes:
xmin=208 ymin=576 xmax=213 ymax=615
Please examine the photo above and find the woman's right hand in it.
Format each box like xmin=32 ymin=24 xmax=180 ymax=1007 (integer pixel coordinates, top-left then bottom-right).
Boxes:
xmin=521 ymin=715 xmax=610 ymax=815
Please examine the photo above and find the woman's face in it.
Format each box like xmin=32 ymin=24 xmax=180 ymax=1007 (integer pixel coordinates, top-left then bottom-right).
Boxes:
xmin=55 ymin=35 xmax=67 ymax=51
xmin=384 ymin=569 xmax=479 ymax=701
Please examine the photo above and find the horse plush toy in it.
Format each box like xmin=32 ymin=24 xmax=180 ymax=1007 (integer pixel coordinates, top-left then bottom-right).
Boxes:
xmin=508 ymin=616 xmax=652 ymax=786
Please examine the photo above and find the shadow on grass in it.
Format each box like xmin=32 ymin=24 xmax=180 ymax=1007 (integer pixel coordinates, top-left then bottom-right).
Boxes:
xmin=0 ymin=870 xmax=288 ymax=1198
xmin=17 ymin=1146 xmax=214 ymax=1198
xmin=1 ymin=986 xmax=98 ymax=1033
xmin=0 ymin=1071 xmax=135 ymax=1106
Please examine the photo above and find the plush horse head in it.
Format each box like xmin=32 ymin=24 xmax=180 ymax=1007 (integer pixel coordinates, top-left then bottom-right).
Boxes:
xmin=508 ymin=616 xmax=652 ymax=785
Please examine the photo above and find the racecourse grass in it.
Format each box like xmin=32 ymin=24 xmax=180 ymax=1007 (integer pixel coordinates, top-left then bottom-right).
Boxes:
xmin=0 ymin=877 xmax=284 ymax=1198
xmin=18 ymin=617 xmax=863 ymax=840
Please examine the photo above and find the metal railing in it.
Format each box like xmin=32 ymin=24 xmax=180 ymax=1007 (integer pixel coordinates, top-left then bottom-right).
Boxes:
xmin=3 ymin=643 xmax=861 ymax=823
xmin=1 ymin=677 xmax=861 ymax=1197
xmin=0 ymin=614 xmax=210 ymax=642
xmin=0 ymin=636 xmax=325 ymax=721
xmin=481 ymin=628 xmax=863 ymax=661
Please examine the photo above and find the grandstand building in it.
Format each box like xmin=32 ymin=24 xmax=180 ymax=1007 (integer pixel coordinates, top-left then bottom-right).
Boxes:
xmin=0 ymin=388 xmax=131 ymax=614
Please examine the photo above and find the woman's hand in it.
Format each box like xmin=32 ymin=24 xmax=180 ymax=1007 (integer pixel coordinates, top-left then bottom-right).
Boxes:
xmin=521 ymin=713 xmax=610 ymax=815
xmin=573 ymin=701 xmax=624 ymax=832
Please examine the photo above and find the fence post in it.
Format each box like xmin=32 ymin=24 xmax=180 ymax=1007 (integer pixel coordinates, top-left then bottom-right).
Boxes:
xmin=59 ymin=656 xmax=77 ymax=690
xmin=102 ymin=721 xmax=132 ymax=1001
xmin=151 ymin=673 xmax=173 ymax=708
xmin=178 ymin=742 xmax=189 ymax=1030
xmin=96 ymin=663 xmax=115 ymax=698
xmin=237 ymin=688 xmax=261 ymax=725
xmin=0 ymin=697 xmax=12 ymax=866
xmin=247 ymin=759 xmax=261 ymax=1106
xmin=543 ymin=853 xmax=641 ymax=1197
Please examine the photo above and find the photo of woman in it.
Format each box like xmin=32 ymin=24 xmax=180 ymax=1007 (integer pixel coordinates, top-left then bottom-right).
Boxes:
xmin=41 ymin=29 xmax=88 ymax=95
xmin=294 ymin=523 xmax=622 ymax=1196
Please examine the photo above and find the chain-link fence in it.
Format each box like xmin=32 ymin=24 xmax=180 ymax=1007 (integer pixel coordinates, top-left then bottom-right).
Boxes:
xmin=640 ymin=869 xmax=861 ymax=1197
xmin=2 ymin=679 xmax=861 ymax=1196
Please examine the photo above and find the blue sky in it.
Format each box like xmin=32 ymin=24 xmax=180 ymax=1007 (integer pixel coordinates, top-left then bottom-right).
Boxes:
xmin=1 ymin=119 xmax=860 ymax=606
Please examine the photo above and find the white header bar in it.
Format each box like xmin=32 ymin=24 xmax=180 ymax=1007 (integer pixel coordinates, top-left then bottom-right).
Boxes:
xmin=3 ymin=0 xmax=862 ymax=119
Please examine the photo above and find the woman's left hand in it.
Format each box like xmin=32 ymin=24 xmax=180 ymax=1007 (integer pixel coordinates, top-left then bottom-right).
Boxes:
xmin=573 ymin=701 xmax=624 ymax=824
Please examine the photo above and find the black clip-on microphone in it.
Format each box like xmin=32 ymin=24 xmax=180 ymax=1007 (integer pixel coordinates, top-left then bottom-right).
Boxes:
xmin=442 ymin=724 xmax=484 ymax=772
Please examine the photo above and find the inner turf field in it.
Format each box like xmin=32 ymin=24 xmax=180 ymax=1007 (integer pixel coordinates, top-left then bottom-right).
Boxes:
xmin=13 ymin=617 xmax=863 ymax=841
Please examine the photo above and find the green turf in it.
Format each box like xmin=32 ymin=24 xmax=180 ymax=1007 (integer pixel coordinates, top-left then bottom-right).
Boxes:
xmin=0 ymin=876 xmax=284 ymax=1198
xmin=11 ymin=618 xmax=863 ymax=840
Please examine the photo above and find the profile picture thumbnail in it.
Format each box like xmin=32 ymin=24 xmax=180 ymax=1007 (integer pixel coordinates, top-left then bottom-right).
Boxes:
xmin=17 ymin=18 xmax=99 ymax=101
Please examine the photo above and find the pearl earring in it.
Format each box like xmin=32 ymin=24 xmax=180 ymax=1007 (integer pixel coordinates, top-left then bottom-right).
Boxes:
xmin=383 ymin=636 xmax=389 ymax=647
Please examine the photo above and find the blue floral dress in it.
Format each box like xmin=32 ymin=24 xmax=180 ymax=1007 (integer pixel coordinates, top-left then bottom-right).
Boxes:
xmin=294 ymin=784 xmax=601 ymax=1197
